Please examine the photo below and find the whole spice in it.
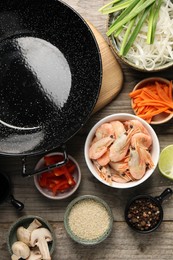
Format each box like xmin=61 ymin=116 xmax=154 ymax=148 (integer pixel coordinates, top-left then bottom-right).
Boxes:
xmin=126 ymin=198 xmax=161 ymax=231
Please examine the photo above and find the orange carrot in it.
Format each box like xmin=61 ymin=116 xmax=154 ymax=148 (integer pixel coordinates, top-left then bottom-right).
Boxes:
xmin=169 ymin=81 xmax=173 ymax=100
xmin=129 ymin=80 xmax=173 ymax=123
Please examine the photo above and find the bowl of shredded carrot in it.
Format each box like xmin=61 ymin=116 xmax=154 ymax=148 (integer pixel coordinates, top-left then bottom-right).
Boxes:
xmin=130 ymin=77 xmax=173 ymax=124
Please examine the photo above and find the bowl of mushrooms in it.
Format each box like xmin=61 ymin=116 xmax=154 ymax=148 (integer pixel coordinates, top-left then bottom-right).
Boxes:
xmin=7 ymin=215 xmax=55 ymax=260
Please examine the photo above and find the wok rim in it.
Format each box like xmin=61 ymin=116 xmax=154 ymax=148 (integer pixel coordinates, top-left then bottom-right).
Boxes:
xmin=0 ymin=0 xmax=103 ymax=157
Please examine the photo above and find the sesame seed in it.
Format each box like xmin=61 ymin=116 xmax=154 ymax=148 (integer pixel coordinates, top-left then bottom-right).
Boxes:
xmin=68 ymin=199 xmax=111 ymax=240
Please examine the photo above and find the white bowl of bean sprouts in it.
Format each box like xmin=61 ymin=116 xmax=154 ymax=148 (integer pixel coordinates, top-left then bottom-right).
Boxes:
xmin=107 ymin=0 xmax=173 ymax=72
xmin=84 ymin=113 xmax=160 ymax=189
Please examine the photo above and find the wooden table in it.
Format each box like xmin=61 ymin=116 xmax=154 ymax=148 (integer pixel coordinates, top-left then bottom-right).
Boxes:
xmin=1 ymin=1 xmax=173 ymax=259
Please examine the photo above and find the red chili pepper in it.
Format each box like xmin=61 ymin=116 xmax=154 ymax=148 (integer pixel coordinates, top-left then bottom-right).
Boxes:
xmin=38 ymin=154 xmax=77 ymax=196
xmin=51 ymin=179 xmax=70 ymax=195
xmin=44 ymin=154 xmax=64 ymax=166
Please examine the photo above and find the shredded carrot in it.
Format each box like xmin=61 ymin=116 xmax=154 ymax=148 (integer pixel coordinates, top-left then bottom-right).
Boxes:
xmin=129 ymin=80 xmax=173 ymax=123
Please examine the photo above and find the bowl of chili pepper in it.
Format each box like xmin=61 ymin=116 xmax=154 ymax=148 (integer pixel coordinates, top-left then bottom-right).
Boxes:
xmin=34 ymin=153 xmax=81 ymax=199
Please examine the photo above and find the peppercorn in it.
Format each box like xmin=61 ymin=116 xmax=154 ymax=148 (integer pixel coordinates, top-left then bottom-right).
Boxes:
xmin=126 ymin=198 xmax=161 ymax=231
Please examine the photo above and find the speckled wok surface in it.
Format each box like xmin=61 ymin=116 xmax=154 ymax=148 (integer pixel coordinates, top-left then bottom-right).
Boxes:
xmin=0 ymin=0 xmax=102 ymax=155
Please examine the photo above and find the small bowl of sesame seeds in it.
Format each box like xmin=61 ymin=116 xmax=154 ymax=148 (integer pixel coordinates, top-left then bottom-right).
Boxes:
xmin=64 ymin=195 xmax=113 ymax=245
xmin=124 ymin=188 xmax=172 ymax=233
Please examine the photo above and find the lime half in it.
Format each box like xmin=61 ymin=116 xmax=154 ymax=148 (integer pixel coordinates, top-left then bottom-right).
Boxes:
xmin=158 ymin=145 xmax=173 ymax=180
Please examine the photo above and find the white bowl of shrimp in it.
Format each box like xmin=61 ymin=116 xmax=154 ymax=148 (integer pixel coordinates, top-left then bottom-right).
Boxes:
xmin=84 ymin=113 xmax=160 ymax=189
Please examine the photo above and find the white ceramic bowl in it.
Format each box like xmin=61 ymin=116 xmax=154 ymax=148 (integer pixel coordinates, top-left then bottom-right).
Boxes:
xmin=34 ymin=153 xmax=81 ymax=199
xmin=84 ymin=113 xmax=160 ymax=189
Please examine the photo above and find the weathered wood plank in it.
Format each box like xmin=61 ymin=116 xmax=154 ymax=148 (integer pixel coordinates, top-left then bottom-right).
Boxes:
xmin=1 ymin=222 xmax=173 ymax=260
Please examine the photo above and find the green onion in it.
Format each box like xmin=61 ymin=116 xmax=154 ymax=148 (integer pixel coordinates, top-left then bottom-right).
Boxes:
xmin=99 ymin=0 xmax=163 ymax=56
xmin=150 ymin=0 xmax=163 ymax=44
xmin=98 ymin=0 xmax=122 ymax=13
xmin=119 ymin=18 xmax=136 ymax=56
xmin=147 ymin=2 xmax=155 ymax=44
xmin=122 ymin=6 xmax=151 ymax=55
xmin=100 ymin=0 xmax=133 ymax=15
xmin=107 ymin=0 xmax=155 ymax=36
xmin=113 ymin=0 xmax=144 ymax=39
xmin=107 ymin=0 xmax=140 ymax=36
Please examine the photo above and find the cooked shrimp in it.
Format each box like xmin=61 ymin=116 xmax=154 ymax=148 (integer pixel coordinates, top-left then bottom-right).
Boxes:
xmin=109 ymin=156 xmax=129 ymax=174
xmin=95 ymin=123 xmax=114 ymax=140
xmin=109 ymin=120 xmax=142 ymax=163
xmin=93 ymin=160 xmax=112 ymax=185
xmin=89 ymin=119 xmax=154 ymax=184
xmin=89 ymin=136 xmax=114 ymax=160
xmin=140 ymin=148 xmax=154 ymax=169
xmin=97 ymin=150 xmax=110 ymax=166
xmin=124 ymin=119 xmax=150 ymax=136
xmin=110 ymin=168 xmax=131 ymax=183
xmin=128 ymin=147 xmax=146 ymax=180
xmin=131 ymin=133 xmax=152 ymax=150
xmin=110 ymin=120 xmax=126 ymax=138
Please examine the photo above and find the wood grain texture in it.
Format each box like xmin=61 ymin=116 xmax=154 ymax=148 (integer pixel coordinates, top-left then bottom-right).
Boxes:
xmin=86 ymin=21 xmax=123 ymax=113
xmin=0 ymin=0 xmax=173 ymax=259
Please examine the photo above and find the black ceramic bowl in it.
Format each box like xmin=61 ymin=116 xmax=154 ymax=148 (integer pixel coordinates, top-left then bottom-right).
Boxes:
xmin=125 ymin=188 xmax=172 ymax=233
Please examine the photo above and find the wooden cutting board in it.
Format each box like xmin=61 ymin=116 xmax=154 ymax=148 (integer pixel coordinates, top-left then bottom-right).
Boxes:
xmin=87 ymin=22 xmax=123 ymax=113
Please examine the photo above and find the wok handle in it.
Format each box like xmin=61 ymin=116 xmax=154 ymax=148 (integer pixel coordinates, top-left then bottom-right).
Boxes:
xmin=22 ymin=145 xmax=68 ymax=177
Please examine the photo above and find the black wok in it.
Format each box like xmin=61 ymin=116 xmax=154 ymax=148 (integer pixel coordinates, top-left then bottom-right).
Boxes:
xmin=0 ymin=0 xmax=102 ymax=176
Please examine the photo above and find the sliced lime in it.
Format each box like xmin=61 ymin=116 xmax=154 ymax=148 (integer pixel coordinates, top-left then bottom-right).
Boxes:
xmin=158 ymin=145 xmax=173 ymax=180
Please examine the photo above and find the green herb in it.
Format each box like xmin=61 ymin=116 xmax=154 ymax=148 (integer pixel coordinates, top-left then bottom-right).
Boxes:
xmin=99 ymin=0 xmax=122 ymax=13
xmin=99 ymin=0 xmax=163 ymax=56
xmin=119 ymin=18 xmax=135 ymax=56
xmin=147 ymin=2 xmax=155 ymax=44
xmin=107 ymin=0 xmax=155 ymax=36
xmin=150 ymin=0 xmax=163 ymax=44
xmin=123 ymin=6 xmax=151 ymax=55
xmin=107 ymin=0 xmax=140 ymax=36
xmin=99 ymin=0 xmax=133 ymax=15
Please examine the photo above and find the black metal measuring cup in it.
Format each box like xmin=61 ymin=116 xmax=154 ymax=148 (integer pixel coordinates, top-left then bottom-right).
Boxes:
xmin=124 ymin=188 xmax=172 ymax=233
xmin=0 ymin=172 xmax=24 ymax=211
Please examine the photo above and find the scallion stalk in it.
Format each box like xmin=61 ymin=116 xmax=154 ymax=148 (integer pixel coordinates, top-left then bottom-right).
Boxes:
xmin=122 ymin=6 xmax=151 ymax=55
xmin=100 ymin=0 xmax=134 ymax=15
xmin=119 ymin=17 xmax=136 ymax=56
xmin=98 ymin=0 xmax=122 ymax=13
xmin=150 ymin=0 xmax=163 ymax=44
xmin=107 ymin=0 xmax=140 ymax=35
xmin=107 ymin=0 xmax=155 ymax=36
xmin=147 ymin=2 xmax=155 ymax=44
xmin=115 ymin=0 xmax=144 ymax=43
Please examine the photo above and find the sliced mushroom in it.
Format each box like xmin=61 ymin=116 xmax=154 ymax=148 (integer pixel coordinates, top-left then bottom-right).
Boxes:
xmin=17 ymin=219 xmax=42 ymax=246
xmin=27 ymin=219 xmax=42 ymax=232
xmin=26 ymin=247 xmax=42 ymax=260
xmin=11 ymin=254 xmax=20 ymax=260
xmin=30 ymin=227 xmax=52 ymax=260
xmin=11 ymin=241 xmax=30 ymax=259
